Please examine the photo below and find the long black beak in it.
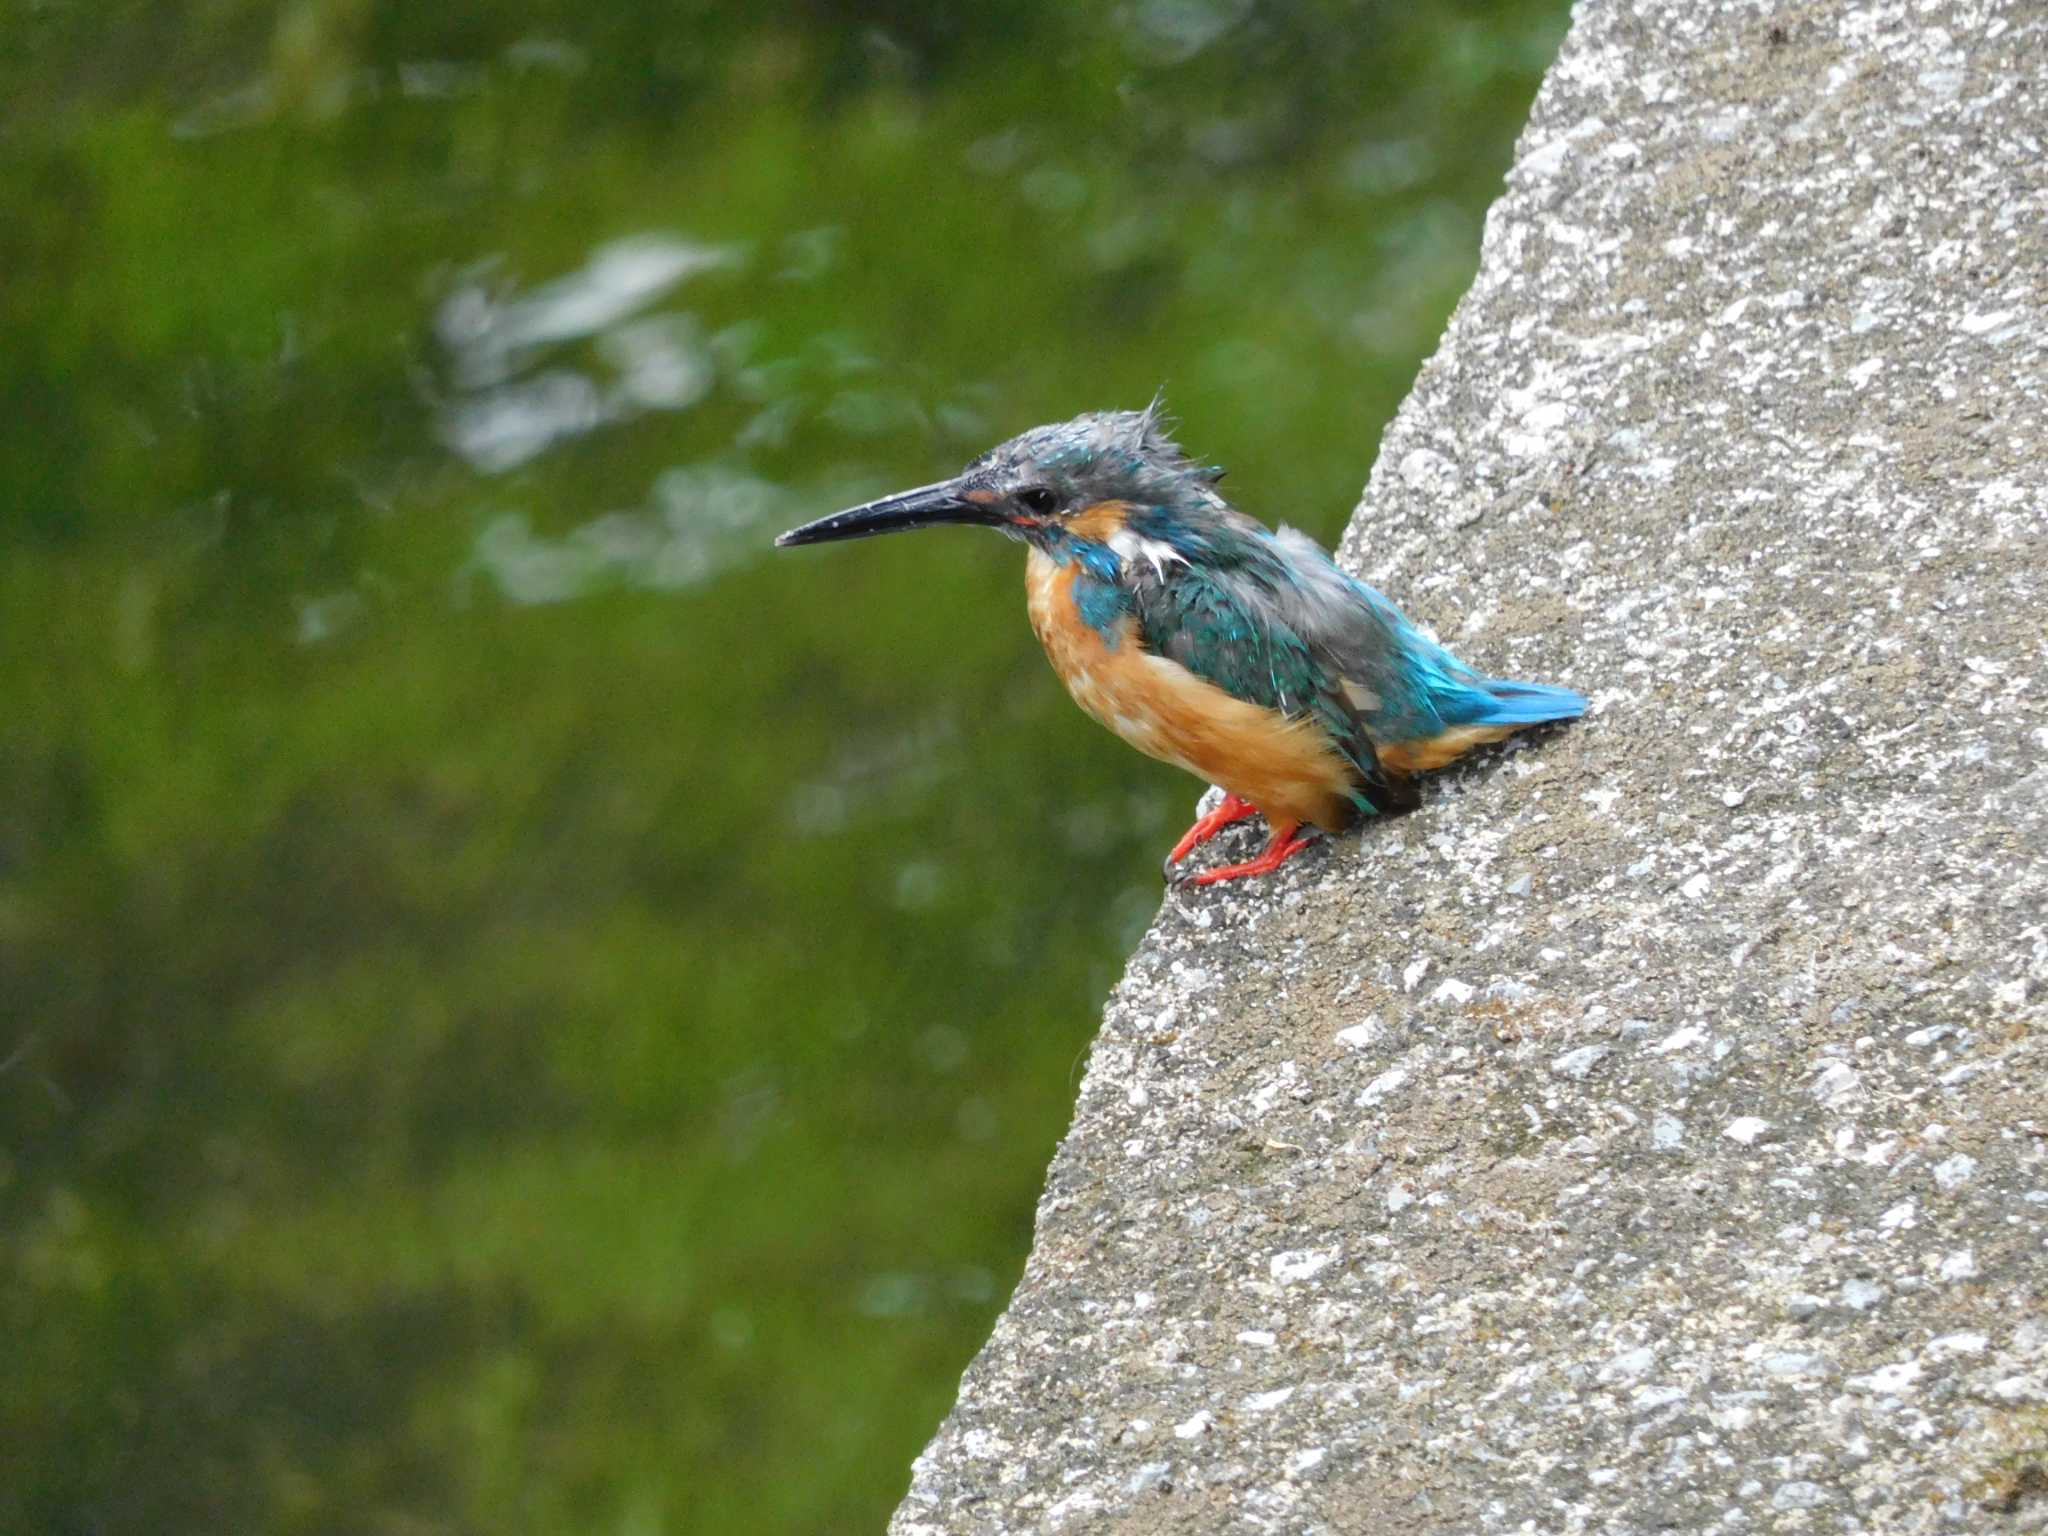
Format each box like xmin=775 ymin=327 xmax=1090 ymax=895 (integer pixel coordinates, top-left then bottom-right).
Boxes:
xmin=775 ymin=480 xmax=1004 ymax=548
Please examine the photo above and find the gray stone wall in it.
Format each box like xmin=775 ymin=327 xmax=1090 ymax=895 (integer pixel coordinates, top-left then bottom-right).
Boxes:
xmin=893 ymin=0 xmax=2048 ymax=1530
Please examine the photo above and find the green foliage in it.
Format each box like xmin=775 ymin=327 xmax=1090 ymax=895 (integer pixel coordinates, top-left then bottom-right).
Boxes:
xmin=0 ymin=1 xmax=1567 ymax=1530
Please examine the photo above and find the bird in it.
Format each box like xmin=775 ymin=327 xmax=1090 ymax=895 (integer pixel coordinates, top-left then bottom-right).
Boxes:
xmin=775 ymin=403 xmax=1585 ymax=886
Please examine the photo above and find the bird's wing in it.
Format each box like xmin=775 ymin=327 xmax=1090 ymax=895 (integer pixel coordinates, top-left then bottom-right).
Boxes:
xmin=1261 ymin=525 xmax=1490 ymax=740
xmin=1122 ymin=518 xmax=1402 ymax=803
xmin=1126 ymin=511 xmax=1568 ymax=794
xmin=1265 ymin=525 xmax=1588 ymax=735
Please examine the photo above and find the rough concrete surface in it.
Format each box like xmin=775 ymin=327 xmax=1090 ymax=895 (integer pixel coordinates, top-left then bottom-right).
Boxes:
xmin=892 ymin=1 xmax=2048 ymax=1531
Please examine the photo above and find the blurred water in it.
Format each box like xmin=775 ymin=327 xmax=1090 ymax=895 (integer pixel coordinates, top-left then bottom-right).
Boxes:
xmin=0 ymin=3 xmax=1567 ymax=1532
xmin=437 ymin=236 xmax=737 ymax=470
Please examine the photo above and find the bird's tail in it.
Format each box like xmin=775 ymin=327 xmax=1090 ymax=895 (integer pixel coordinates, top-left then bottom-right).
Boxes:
xmin=1464 ymin=677 xmax=1586 ymax=726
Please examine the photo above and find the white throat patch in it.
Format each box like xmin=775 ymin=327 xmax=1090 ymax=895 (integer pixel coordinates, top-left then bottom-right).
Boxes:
xmin=1107 ymin=527 xmax=1187 ymax=580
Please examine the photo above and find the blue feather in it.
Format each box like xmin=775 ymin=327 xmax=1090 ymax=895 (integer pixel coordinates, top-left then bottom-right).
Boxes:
xmin=1451 ymin=678 xmax=1588 ymax=727
xmin=1072 ymin=539 xmax=1121 ymax=585
xmin=1073 ymin=569 xmax=1131 ymax=642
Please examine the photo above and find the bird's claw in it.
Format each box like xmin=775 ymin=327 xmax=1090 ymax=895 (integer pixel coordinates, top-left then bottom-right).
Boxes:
xmin=1162 ymin=792 xmax=1260 ymax=884
xmin=1172 ymin=823 xmax=1325 ymax=888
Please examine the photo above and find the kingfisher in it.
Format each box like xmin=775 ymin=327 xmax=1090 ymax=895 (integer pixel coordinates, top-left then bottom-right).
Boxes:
xmin=776 ymin=404 xmax=1584 ymax=886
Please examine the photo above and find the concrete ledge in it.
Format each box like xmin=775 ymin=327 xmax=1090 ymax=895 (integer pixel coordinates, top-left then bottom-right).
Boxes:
xmin=894 ymin=0 xmax=2048 ymax=1529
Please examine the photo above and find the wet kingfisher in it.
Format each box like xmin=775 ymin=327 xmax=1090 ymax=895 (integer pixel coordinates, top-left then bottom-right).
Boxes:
xmin=776 ymin=404 xmax=1585 ymax=885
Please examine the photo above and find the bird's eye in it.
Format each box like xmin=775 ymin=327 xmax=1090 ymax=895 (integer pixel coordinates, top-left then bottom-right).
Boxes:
xmin=1016 ymin=487 xmax=1059 ymax=516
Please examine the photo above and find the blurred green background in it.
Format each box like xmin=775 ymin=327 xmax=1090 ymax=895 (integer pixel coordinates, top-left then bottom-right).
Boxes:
xmin=0 ymin=2 xmax=1565 ymax=1531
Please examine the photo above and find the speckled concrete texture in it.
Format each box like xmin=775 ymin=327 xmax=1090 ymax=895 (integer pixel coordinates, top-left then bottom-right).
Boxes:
xmin=891 ymin=1 xmax=2048 ymax=1530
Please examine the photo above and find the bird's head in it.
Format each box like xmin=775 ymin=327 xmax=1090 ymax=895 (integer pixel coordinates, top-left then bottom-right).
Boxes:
xmin=774 ymin=399 xmax=1225 ymax=553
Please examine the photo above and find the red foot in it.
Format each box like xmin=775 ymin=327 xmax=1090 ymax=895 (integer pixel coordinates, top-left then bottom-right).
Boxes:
xmin=1181 ymin=822 xmax=1320 ymax=887
xmin=1165 ymin=793 xmax=1259 ymax=867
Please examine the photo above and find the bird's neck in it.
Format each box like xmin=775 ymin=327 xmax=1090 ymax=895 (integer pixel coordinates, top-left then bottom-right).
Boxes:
xmin=1022 ymin=521 xmax=1121 ymax=584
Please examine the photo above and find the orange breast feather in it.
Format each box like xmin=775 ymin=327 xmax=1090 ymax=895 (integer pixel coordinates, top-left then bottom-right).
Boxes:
xmin=1023 ymin=551 xmax=1357 ymax=831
